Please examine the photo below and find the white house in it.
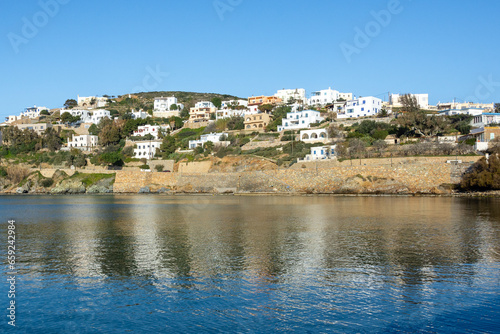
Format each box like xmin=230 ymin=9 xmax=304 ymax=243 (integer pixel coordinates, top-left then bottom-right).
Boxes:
xmin=21 ymin=105 xmax=49 ymax=118
xmin=221 ymin=100 xmax=248 ymax=109
xmin=438 ymin=108 xmax=485 ymax=117
xmin=153 ymin=96 xmax=184 ymax=118
xmin=308 ymin=88 xmax=353 ymax=106
xmin=274 ymin=89 xmax=307 ymax=104
xmin=88 ymin=110 xmax=111 ymax=124
xmin=131 ymin=109 xmax=150 ymax=119
xmin=471 ymin=113 xmax=500 ymax=128
xmin=132 ymin=125 xmax=168 ymax=139
xmin=77 ymin=96 xmax=109 ymax=108
xmin=277 ymin=110 xmax=324 ymax=132
xmin=67 ymin=134 xmax=98 ymax=151
xmin=437 ymin=101 xmax=494 ymax=111
xmin=300 ymin=145 xmax=337 ymax=162
xmin=390 ymin=94 xmax=429 ymax=109
xmin=195 ymin=101 xmax=216 ymax=109
xmin=337 ymin=96 xmax=382 ymax=119
xmin=216 ymin=109 xmax=246 ymax=120
xmin=60 ymin=109 xmax=91 ymax=121
xmin=300 ymin=129 xmax=329 ymax=142
xmin=188 ymin=132 xmax=229 ymax=149
xmin=134 ymin=140 xmax=162 ymax=159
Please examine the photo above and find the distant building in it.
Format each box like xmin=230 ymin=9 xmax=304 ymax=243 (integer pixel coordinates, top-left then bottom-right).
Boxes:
xmin=337 ymin=96 xmax=382 ymax=119
xmin=390 ymin=94 xmax=429 ymax=109
xmin=277 ymin=110 xmax=323 ymax=132
xmin=153 ymin=96 xmax=184 ymax=118
xmin=437 ymin=101 xmax=494 ymax=111
xmin=299 ymin=145 xmax=336 ymax=162
xmin=247 ymin=96 xmax=282 ymax=113
xmin=438 ymin=108 xmax=484 ymax=117
xmin=67 ymin=134 xmax=98 ymax=151
xmin=308 ymin=88 xmax=352 ymax=106
xmin=21 ymin=105 xmax=49 ymax=118
xmin=60 ymin=109 xmax=91 ymax=120
xmin=77 ymin=96 xmax=109 ymax=108
xmin=134 ymin=140 xmax=162 ymax=159
xmin=274 ymin=89 xmax=307 ymax=105
xmin=188 ymin=132 xmax=229 ymax=149
xmin=221 ymin=100 xmax=248 ymax=109
xmin=471 ymin=113 xmax=500 ymax=128
xmin=470 ymin=126 xmax=500 ymax=151
xmin=14 ymin=123 xmax=51 ymax=135
xmin=132 ymin=125 xmax=168 ymax=139
xmin=300 ymin=129 xmax=328 ymax=142
xmin=131 ymin=109 xmax=150 ymax=120
xmin=244 ymin=113 xmax=272 ymax=131
xmin=188 ymin=102 xmax=217 ymax=123
xmin=216 ymin=109 xmax=246 ymax=120
xmin=88 ymin=110 xmax=111 ymax=124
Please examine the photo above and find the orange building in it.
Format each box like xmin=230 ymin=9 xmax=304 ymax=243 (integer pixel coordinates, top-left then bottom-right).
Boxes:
xmin=248 ymin=96 xmax=282 ymax=106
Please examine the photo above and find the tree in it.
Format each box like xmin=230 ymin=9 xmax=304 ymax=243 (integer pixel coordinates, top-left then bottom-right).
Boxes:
xmin=495 ymin=103 xmax=500 ymax=113
xmin=258 ymin=104 xmax=273 ymax=113
xmin=42 ymin=127 xmax=62 ymax=151
xmin=88 ymin=124 xmax=99 ymax=136
xmin=40 ymin=109 xmax=50 ymax=116
xmin=170 ymin=104 xmax=178 ymax=111
xmin=396 ymin=110 xmax=449 ymax=137
xmin=211 ymin=97 xmax=222 ymax=109
xmin=373 ymin=139 xmax=387 ymax=156
xmin=400 ymin=94 xmax=420 ymax=113
xmin=99 ymin=121 xmax=121 ymax=146
xmin=349 ymin=138 xmax=367 ymax=158
xmin=226 ymin=116 xmax=244 ymax=130
xmin=161 ymin=135 xmax=177 ymax=158
xmin=64 ymin=99 xmax=77 ymax=109
xmin=180 ymin=108 xmax=189 ymax=119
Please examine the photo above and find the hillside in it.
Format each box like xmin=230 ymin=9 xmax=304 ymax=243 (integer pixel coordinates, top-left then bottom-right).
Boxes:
xmin=109 ymin=91 xmax=245 ymax=114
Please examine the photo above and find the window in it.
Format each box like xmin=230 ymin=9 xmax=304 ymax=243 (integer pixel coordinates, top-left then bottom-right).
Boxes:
xmin=491 ymin=133 xmax=495 ymax=140
xmin=363 ymin=100 xmax=366 ymax=104
xmin=361 ymin=108 xmax=364 ymax=111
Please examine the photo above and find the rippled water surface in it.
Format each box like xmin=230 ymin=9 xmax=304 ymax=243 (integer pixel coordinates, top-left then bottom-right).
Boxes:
xmin=1 ymin=195 xmax=499 ymax=333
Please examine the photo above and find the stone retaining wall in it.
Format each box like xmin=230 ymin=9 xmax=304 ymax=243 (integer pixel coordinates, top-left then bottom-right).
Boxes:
xmin=113 ymin=158 xmax=480 ymax=194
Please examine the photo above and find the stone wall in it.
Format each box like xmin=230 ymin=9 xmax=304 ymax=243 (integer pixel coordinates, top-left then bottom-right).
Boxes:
xmin=113 ymin=158 xmax=480 ymax=194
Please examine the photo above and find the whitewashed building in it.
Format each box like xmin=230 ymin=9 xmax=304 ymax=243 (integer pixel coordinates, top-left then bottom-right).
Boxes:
xmin=337 ymin=96 xmax=382 ymax=119
xmin=216 ymin=109 xmax=246 ymax=120
xmin=188 ymin=132 xmax=229 ymax=149
xmin=60 ymin=109 xmax=91 ymax=120
xmin=21 ymin=105 xmax=49 ymax=118
xmin=438 ymin=108 xmax=485 ymax=117
xmin=133 ymin=125 xmax=168 ymax=139
xmin=274 ymin=88 xmax=307 ymax=104
xmin=67 ymin=134 xmax=98 ymax=151
xmin=134 ymin=140 xmax=162 ymax=159
xmin=131 ymin=109 xmax=150 ymax=119
xmin=153 ymin=96 xmax=184 ymax=118
xmin=221 ymin=100 xmax=248 ymax=109
xmin=308 ymin=88 xmax=353 ymax=106
xmin=277 ymin=110 xmax=324 ymax=132
xmin=88 ymin=110 xmax=111 ymax=124
xmin=300 ymin=145 xmax=337 ymax=161
xmin=390 ymin=94 xmax=429 ymax=109
xmin=77 ymin=96 xmax=109 ymax=108
xmin=300 ymin=129 xmax=329 ymax=142
xmin=471 ymin=113 xmax=500 ymax=128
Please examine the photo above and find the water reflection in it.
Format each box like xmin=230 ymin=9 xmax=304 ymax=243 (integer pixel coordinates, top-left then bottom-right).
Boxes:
xmin=1 ymin=195 xmax=499 ymax=332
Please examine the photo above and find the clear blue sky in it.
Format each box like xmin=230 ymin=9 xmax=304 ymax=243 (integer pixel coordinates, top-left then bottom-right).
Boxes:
xmin=1 ymin=0 xmax=499 ymax=119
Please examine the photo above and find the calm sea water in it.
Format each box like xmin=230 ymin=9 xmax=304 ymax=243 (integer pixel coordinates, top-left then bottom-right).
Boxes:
xmin=1 ymin=195 xmax=499 ymax=333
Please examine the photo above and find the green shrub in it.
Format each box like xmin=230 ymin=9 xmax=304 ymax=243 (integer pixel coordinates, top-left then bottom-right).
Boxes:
xmin=154 ymin=165 xmax=164 ymax=172
xmin=40 ymin=178 xmax=54 ymax=187
xmin=139 ymin=164 xmax=150 ymax=169
xmin=460 ymin=156 xmax=500 ymax=191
